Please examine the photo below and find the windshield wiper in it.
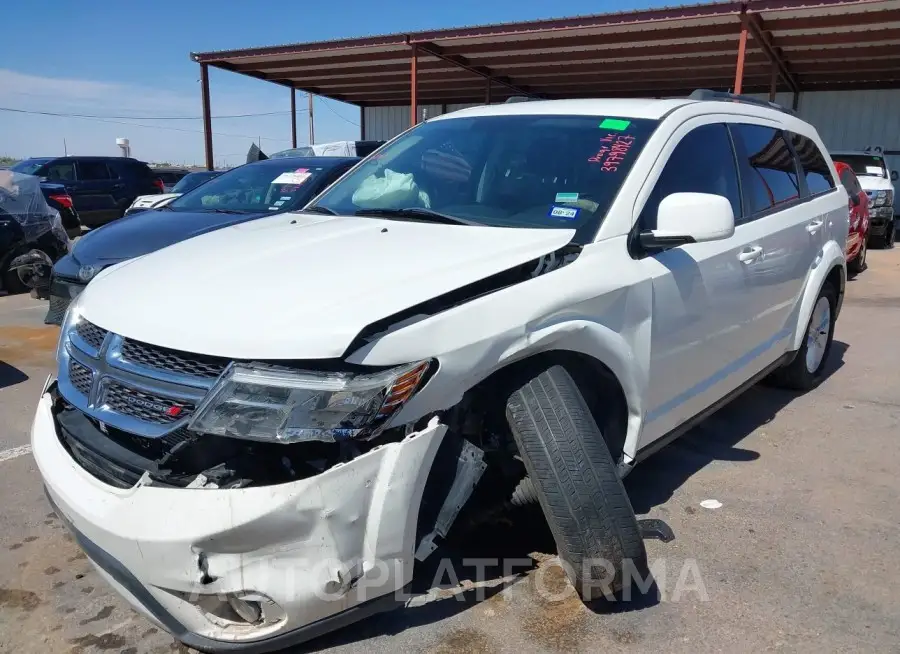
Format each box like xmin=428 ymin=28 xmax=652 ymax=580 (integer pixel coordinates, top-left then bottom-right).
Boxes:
xmin=303 ymin=205 xmax=337 ymax=215
xmin=354 ymin=207 xmax=477 ymax=226
xmin=209 ymin=208 xmax=247 ymax=214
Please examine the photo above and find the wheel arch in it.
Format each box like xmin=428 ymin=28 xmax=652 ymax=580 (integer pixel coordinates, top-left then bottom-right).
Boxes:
xmin=790 ymin=244 xmax=846 ymax=351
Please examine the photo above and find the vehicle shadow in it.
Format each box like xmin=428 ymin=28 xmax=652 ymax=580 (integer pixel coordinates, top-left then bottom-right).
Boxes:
xmin=0 ymin=360 xmax=29 ymax=390
xmin=626 ymin=341 xmax=848 ymax=514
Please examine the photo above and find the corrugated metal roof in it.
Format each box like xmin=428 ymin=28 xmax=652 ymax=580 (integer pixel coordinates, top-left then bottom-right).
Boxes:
xmin=192 ymin=0 xmax=900 ymax=106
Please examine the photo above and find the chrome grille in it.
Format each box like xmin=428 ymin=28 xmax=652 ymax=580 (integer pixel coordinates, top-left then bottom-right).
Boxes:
xmin=120 ymin=338 xmax=229 ymax=379
xmin=59 ymin=322 xmax=223 ymax=439
xmin=76 ymin=321 xmax=108 ymax=350
xmin=69 ymin=361 xmax=93 ymax=396
xmin=103 ymin=383 xmax=194 ymax=425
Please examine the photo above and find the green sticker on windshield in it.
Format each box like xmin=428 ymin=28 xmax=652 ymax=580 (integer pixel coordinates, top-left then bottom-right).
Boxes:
xmin=599 ymin=118 xmax=631 ymax=131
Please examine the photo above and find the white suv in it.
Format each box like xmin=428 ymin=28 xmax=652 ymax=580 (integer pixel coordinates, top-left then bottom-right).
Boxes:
xmin=33 ymin=93 xmax=847 ymax=653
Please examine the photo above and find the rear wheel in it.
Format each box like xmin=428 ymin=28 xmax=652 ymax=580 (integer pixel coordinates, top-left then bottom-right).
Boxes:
xmin=848 ymin=238 xmax=866 ymax=276
xmin=505 ymin=365 xmax=646 ymax=599
xmin=769 ymin=282 xmax=837 ymax=390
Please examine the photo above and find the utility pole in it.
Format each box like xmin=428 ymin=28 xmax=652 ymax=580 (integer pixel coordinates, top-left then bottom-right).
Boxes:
xmin=308 ymin=93 xmax=315 ymax=145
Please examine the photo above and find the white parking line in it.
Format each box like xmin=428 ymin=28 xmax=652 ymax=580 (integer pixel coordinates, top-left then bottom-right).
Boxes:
xmin=0 ymin=445 xmax=33 ymax=463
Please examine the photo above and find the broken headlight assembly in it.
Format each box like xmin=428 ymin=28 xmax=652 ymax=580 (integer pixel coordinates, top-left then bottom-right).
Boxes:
xmin=187 ymin=360 xmax=433 ymax=444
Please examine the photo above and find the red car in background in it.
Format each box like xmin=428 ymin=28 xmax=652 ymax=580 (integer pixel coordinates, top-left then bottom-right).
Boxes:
xmin=836 ymin=161 xmax=870 ymax=275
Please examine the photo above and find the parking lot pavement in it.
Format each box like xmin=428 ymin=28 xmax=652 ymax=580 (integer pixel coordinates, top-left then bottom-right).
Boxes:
xmin=2 ymin=252 xmax=900 ymax=653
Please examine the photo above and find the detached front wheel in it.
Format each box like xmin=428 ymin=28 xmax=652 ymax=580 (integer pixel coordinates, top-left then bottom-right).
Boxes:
xmin=505 ymin=365 xmax=646 ymax=599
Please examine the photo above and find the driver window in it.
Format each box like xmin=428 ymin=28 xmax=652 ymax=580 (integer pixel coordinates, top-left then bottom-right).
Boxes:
xmin=639 ymin=123 xmax=741 ymax=231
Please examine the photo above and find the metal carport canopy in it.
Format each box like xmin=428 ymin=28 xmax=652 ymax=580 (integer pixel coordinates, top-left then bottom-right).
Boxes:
xmin=190 ymin=0 xmax=900 ymax=168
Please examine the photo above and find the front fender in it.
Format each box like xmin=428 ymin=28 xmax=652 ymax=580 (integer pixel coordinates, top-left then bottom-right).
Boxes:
xmin=347 ymin=244 xmax=653 ymax=462
xmin=790 ymin=240 xmax=845 ymax=351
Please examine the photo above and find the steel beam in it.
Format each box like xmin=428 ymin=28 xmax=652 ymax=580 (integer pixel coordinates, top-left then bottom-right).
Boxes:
xmin=199 ymin=63 xmax=213 ymax=171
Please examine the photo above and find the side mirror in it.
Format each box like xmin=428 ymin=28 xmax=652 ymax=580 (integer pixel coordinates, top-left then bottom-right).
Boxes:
xmin=640 ymin=192 xmax=735 ymax=250
xmin=891 ymin=170 xmax=898 ymax=182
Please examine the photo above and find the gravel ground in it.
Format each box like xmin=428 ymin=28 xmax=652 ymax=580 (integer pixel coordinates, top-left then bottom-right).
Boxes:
xmin=1 ymin=250 xmax=899 ymax=653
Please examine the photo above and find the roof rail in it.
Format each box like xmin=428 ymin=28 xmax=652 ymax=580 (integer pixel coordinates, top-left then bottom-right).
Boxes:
xmin=689 ymin=89 xmax=795 ymax=116
xmin=504 ymin=96 xmax=538 ymax=104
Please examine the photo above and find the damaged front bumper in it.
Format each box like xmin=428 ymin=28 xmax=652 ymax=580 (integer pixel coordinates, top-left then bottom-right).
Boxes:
xmin=32 ymin=392 xmax=446 ymax=652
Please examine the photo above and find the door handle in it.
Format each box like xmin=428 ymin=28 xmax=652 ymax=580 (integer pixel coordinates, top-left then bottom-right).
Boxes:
xmin=806 ymin=219 xmax=824 ymax=234
xmin=738 ymin=246 xmax=764 ymax=263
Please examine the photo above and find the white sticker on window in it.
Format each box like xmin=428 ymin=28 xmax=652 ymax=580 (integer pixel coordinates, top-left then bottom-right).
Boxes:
xmin=866 ymin=166 xmax=884 ymax=175
xmin=272 ymin=172 xmax=312 ymax=185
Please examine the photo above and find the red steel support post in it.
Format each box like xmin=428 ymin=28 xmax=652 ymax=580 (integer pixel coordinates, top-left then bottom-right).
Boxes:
xmin=200 ymin=63 xmax=214 ymax=170
xmin=410 ymin=44 xmax=419 ymax=127
xmin=734 ymin=23 xmax=749 ymax=95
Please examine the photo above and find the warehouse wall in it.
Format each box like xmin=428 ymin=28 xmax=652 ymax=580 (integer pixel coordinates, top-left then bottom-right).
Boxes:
xmin=363 ymin=103 xmax=484 ymax=140
xmin=363 ymin=90 xmax=900 ymax=175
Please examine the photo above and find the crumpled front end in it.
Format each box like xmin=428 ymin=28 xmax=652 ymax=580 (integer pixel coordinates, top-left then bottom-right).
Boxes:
xmin=33 ymin=390 xmax=446 ymax=652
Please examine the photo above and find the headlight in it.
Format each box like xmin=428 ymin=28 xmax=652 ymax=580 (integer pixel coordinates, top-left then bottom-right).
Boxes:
xmin=56 ymin=293 xmax=85 ymax=362
xmin=188 ymin=360 xmax=432 ymax=444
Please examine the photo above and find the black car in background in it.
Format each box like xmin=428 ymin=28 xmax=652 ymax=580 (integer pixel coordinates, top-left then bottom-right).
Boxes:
xmin=11 ymin=156 xmax=163 ymax=228
xmin=46 ymin=156 xmax=359 ymax=322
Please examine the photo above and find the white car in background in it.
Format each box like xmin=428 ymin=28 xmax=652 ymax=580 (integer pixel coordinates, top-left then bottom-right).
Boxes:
xmin=831 ymin=150 xmax=896 ymax=247
xmin=124 ymin=170 xmax=221 ymax=216
xmin=34 ymin=92 xmax=846 ymax=653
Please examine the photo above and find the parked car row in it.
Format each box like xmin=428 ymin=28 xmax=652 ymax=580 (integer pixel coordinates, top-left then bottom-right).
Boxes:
xmin=34 ymin=92 xmax=859 ymax=653
xmin=11 ymin=156 xmax=165 ymax=228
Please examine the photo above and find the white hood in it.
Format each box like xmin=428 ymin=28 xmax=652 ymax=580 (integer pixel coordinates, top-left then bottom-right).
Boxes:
xmin=856 ymin=175 xmax=894 ymax=193
xmin=80 ymin=212 xmax=575 ymax=359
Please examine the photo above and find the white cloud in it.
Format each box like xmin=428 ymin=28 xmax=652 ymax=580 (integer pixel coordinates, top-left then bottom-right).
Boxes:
xmin=0 ymin=69 xmax=361 ymax=166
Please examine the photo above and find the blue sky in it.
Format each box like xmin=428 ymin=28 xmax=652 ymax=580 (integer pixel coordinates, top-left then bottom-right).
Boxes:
xmin=0 ymin=0 xmax=711 ymax=166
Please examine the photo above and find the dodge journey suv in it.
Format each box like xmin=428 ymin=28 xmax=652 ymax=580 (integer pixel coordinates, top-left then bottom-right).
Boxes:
xmin=34 ymin=91 xmax=847 ymax=653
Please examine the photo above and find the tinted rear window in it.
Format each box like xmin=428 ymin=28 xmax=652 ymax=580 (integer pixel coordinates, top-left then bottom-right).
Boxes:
xmin=730 ymin=124 xmax=801 ymax=214
xmin=790 ymin=133 xmax=835 ymax=196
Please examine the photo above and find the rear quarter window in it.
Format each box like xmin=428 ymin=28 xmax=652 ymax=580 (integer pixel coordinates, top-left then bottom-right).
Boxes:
xmin=790 ymin=133 xmax=835 ymax=196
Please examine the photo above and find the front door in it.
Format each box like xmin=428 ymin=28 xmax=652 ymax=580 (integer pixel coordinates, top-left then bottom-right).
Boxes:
xmin=634 ymin=120 xmax=774 ymax=448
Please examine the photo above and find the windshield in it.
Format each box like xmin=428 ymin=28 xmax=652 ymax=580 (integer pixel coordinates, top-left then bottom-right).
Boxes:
xmin=172 ymin=171 xmax=219 ymax=194
xmin=10 ymin=159 xmax=50 ymax=176
xmin=309 ymin=114 xmax=657 ymax=243
xmin=831 ymin=154 xmax=887 ymax=178
xmin=168 ymin=160 xmax=332 ymax=213
xmin=271 ymin=147 xmax=315 ymax=158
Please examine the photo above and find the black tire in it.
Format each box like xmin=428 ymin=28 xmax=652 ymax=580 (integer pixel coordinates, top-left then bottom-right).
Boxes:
xmin=847 ymin=238 xmax=866 ymax=276
xmin=769 ymin=282 xmax=837 ymax=391
xmin=886 ymin=223 xmax=896 ymax=249
xmin=505 ymin=365 xmax=646 ymax=599
xmin=2 ymin=253 xmax=29 ymax=295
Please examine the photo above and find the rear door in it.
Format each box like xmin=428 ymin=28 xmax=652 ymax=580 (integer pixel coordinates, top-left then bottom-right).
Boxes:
xmin=73 ymin=160 xmax=119 ymax=226
xmin=726 ymin=124 xmax=840 ymax=363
